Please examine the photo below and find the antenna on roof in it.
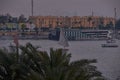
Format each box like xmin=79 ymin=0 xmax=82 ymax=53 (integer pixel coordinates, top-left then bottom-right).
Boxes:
xmin=92 ymin=10 xmax=94 ymax=17
xmin=114 ymin=8 xmax=117 ymax=27
xmin=114 ymin=8 xmax=117 ymax=20
xmin=31 ymin=0 xmax=33 ymax=16
xmin=92 ymin=11 xmax=94 ymax=16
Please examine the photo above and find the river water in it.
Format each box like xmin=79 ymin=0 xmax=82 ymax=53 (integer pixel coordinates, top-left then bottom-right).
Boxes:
xmin=0 ymin=40 xmax=120 ymax=80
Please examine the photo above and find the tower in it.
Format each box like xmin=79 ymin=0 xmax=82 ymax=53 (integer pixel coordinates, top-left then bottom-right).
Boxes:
xmin=92 ymin=11 xmax=94 ymax=17
xmin=114 ymin=8 xmax=117 ymax=28
xmin=31 ymin=0 xmax=33 ymax=16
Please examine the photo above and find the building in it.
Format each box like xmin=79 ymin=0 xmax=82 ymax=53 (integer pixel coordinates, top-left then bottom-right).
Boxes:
xmin=49 ymin=28 xmax=109 ymax=41
xmin=29 ymin=16 xmax=71 ymax=28
xmin=29 ymin=16 xmax=115 ymax=29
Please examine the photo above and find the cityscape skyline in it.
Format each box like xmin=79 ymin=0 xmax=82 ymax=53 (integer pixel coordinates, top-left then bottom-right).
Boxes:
xmin=0 ymin=0 xmax=120 ymax=19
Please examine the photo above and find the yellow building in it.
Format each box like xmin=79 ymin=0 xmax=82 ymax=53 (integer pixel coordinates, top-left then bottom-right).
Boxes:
xmin=29 ymin=16 xmax=71 ymax=28
xmin=29 ymin=16 xmax=115 ymax=28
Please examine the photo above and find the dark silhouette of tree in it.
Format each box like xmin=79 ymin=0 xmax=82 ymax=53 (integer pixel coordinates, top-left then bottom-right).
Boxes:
xmin=56 ymin=21 xmax=59 ymax=27
xmin=21 ymin=24 xmax=26 ymax=32
xmin=109 ymin=21 xmax=114 ymax=29
xmin=87 ymin=16 xmax=92 ymax=29
xmin=116 ymin=19 xmax=120 ymax=30
xmin=0 ymin=48 xmax=30 ymax=80
xmin=99 ymin=21 xmax=104 ymax=29
xmin=18 ymin=14 xmax=26 ymax=23
xmin=0 ymin=43 xmax=107 ymax=80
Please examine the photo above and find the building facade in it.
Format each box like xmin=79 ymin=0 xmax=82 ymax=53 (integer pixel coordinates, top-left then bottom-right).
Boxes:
xmin=49 ymin=28 xmax=109 ymax=41
xmin=29 ymin=16 xmax=115 ymax=29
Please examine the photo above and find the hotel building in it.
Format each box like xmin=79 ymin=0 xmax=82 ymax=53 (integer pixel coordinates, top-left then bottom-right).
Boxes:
xmin=29 ymin=16 xmax=115 ymax=28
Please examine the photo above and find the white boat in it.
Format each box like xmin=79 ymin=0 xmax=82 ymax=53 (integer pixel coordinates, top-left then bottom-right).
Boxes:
xmin=101 ymin=30 xmax=118 ymax=48
xmin=106 ymin=30 xmax=116 ymax=43
xmin=101 ymin=43 xmax=118 ymax=48
xmin=58 ymin=28 xmax=69 ymax=51
xmin=106 ymin=39 xmax=116 ymax=43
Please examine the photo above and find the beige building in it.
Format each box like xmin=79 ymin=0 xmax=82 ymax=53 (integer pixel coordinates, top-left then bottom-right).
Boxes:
xmin=29 ymin=16 xmax=71 ymax=28
xmin=29 ymin=16 xmax=115 ymax=28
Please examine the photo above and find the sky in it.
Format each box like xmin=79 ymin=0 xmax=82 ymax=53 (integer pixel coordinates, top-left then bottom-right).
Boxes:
xmin=0 ymin=0 xmax=120 ymax=18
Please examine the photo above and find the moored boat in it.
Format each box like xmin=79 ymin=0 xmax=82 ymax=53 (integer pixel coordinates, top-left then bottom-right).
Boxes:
xmin=58 ymin=28 xmax=69 ymax=51
xmin=101 ymin=43 xmax=118 ymax=48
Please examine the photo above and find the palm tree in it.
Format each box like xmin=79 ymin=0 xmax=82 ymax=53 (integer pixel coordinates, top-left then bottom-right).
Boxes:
xmin=0 ymin=43 xmax=106 ymax=80
xmin=21 ymin=24 xmax=26 ymax=32
xmin=87 ymin=17 xmax=92 ymax=29
xmin=19 ymin=43 xmax=45 ymax=80
xmin=19 ymin=43 xmax=71 ymax=80
xmin=0 ymin=48 xmax=30 ymax=80
xmin=109 ymin=21 xmax=114 ymax=29
xmin=69 ymin=59 xmax=105 ymax=80
xmin=20 ymin=43 xmax=106 ymax=80
xmin=99 ymin=17 xmax=104 ymax=30
xmin=92 ymin=21 xmax=95 ymax=29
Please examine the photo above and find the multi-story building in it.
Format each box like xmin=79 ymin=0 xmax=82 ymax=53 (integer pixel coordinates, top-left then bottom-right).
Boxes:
xmin=29 ymin=16 xmax=71 ymax=28
xmin=29 ymin=16 xmax=115 ymax=29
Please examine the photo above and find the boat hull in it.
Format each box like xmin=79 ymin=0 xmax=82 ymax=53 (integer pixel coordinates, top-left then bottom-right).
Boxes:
xmin=101 ymin=44 xmax=118 ymax=48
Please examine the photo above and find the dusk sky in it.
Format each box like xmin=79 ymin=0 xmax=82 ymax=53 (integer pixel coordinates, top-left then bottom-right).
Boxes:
xmin=0 ymin=0 xmax=120 ymax=18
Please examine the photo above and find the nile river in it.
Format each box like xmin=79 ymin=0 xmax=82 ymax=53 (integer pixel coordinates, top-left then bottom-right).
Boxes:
xmin=0 ymin=40 xmax=120 ymax=80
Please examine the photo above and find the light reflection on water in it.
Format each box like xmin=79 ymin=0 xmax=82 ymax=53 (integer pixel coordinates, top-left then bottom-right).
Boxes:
xmin=0 ymin=40 xmax=120 ymax=80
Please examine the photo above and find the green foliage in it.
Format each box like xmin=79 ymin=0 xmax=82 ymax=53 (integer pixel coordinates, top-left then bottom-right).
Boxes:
xmin=0 ymin=43 xmax=106 ymax=80
xmin=0 ymin=49 xmax=29 ymax=80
